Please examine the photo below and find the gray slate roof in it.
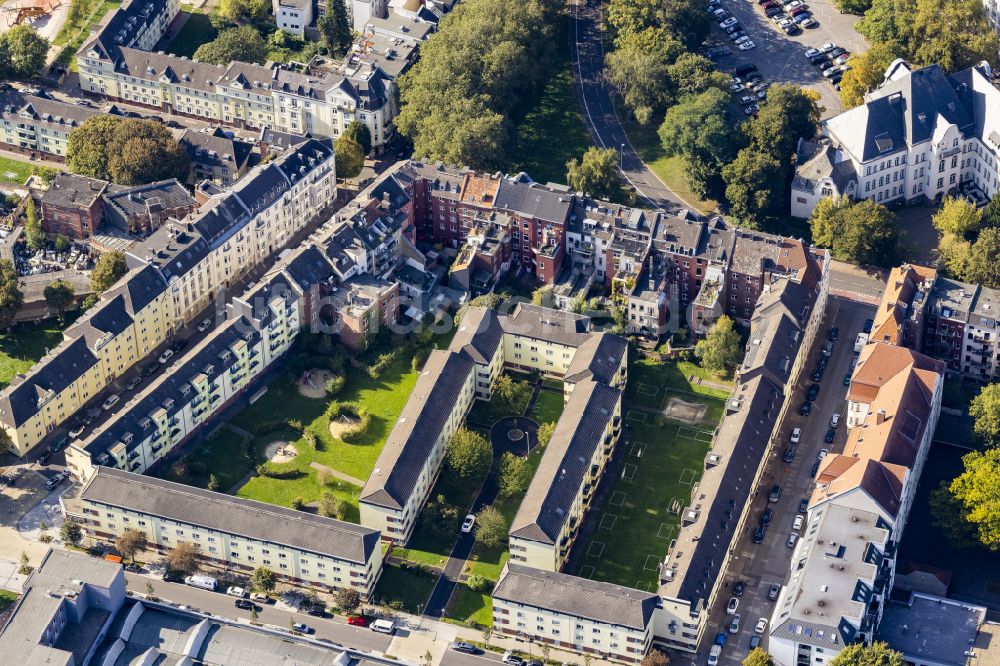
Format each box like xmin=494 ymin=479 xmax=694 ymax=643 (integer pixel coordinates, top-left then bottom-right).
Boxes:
xmin=563 ymin=333 xmax=627 ymax=385
xmin=493 ymin=564 xmax=657 ymax=631
xmin=81 ymin=467 xmax=380 ymax=564
xmin=499 ymin=303 xmax=591 ymax=347
xmin=0 ymin=337 xmax=100 ymax=427
xmin=450 ymin=307 xmax=503 ymax=364
xmin=41 ymin=173 xmax=108 ymax=209
xmin=494 ymin=179 xmax=573 ymax=224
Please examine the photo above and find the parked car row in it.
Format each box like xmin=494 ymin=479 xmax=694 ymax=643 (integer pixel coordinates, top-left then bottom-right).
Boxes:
xmin=708 ymin=2 xmax=757 ymax=51
xmin=759 ymin=0 xmax=818 ymax=32
xmin=727 ymin=64 xmax=768 ymax=117
xmin=805 ymin=43 xmax=851 ymax=87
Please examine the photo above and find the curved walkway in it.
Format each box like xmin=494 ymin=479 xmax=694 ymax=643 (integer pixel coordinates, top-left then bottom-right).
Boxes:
xmin=569 ymin=0 xmax=694 ymax=213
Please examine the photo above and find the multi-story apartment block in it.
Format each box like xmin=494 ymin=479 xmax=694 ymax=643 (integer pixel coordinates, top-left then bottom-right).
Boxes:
xmin=792 ymin=60 xmax=1000 ymax=219
xmin=869 ymin=263 xmax=937 ymax=348
xmin=65 ymin=275 xmax=299 ymax=480
xmin=273 ymin=0 xmax=314 ymax=36
xmin=0 ymin=264 xmax=172 ymax=456
xmin=40 ymin=173 xmax=110 ymax=240
xmin=359 ymin=305 xmax=627 ymax=544
xmin=102 ymin=179 xmax=199 ymax=236
xmin=0 ymin=89 xmax=103 ymax=160
xmin=769 ymin=505 xmax=892 ymax=666
xmin=81 ymin=0 xmax=179 ymax=56
xmin=63 ymin=467 xmax=383 ymax=597
xmin=179 ymin=128 xmax=254 ymax=186
xmin=77 ymin=47 xmax=398 ymax=148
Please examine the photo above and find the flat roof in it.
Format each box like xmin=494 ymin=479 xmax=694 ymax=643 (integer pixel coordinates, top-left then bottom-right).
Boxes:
xmin=877 ymin=593 xmax=985 ymax=666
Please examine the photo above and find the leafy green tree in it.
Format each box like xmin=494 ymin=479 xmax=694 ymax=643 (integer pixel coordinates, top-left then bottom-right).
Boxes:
xmin=667 ymin=52 xmax=731 ymax=100
xmin=207 ymin=473 xmax=221 ymax=491
xmin=498 ymin=451 xmax=532 ymax=497
xmin=1 ymin=25 xmax=49 ymax=78
xmin=536 ymin=421 xmax=556 ymax=448
xmin=317 ymin=0 xmax=352 ymax=57
xmin=23 ymin=198 xmax=45 ymax=251
xmin=60 ymin=521 xmax=83 ymax=547
xmin=839 ymin=42 xmax=898 ymax=108
xmin=742 ymin=649 xmax=772 ymax=666
xmin=605 ymin=28 xmax=682 ymax=124
xmin=90 ymin=250 xmax=128 ymax=294
xmin=54 ymin=235 xmax=70 ymax=252
xmin=115 ymin=529 xmax=148 ymax=563
xmin=252 ymin=566 xmax=276 ymax=593
xmin=828 ymin=642 xmax=904 ymax=666
xmin=963 ymin=227 xmax=1000 ymax=289
xmin=43 ymin=279 xmax=75 ymax=322
xmin=934 ymin=196 xmax=983 ymax=239
xmin=809 ymin=198 xmax=899 ymax=266
xmin=722 ymin=149 xmax=784 ymax=228
xmin=67 ymin=117 xmax=190 ymax=185
xmin=334 ymin=587 xmax=361 ymax=612
xmin=217 ymin=0 xmax=268 ymax=23
xmin=834 ymin=0 xmax=872 ymax=12
xmin=981 ymin=196 xmax=1000 ymax=229
xmin=475 ymin=504 xmax=508 ymax=548
xmin=745 ymin=85 xmax=822 ymax=170
xmin=194 ymin=25 xmax=267 ymax=65
xmin=943 ymin=447 xmax=1000 ymax=551
xmin=493 ymin=374 xmax=531 ymax=416
xmin=642 ymin=649 xmax=670 ymax=666
xmin=166 ymin=542 xmax=200 ymax=574
xmin=318 ymin=491 xmax=346 ymax=519
xmin=344 ymin=120 xmax=372 ymax=156
xmin=808 ymin=195 xmax=852 ymax=248
xmin=446 ymin=428 xmax=493 ymax=479
xmin=658 ymin=88 xmax=737 ymax=198
xmin=930 ymin=480 xmax=979 ymax=547
xmin=695 ymin=315 xmax=742 ymax=377
xmin=334 ymin=135 xmax=365 ymax=179
xmin=970 ymin=382 xmax=1000 ymax=447
xmin=566 ymin=147 xmax=622 ymax=200
xmin=606 ymin=0 xmax=660 ymax=43
xmin=937 ymin=233 xmax=972 ymax=279
xmin=0 ymin=259 xmax=24 ymax=331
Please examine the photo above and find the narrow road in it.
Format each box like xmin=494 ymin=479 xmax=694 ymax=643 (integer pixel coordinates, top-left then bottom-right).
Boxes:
xmin=569 ymin=0 xmax=692 ymax=214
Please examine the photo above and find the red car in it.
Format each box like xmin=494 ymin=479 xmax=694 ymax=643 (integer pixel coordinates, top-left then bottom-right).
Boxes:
xmin=347 ymin=615 xmax=371 ymax=627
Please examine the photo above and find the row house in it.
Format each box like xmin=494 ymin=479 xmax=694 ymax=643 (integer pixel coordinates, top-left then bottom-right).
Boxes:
xmin=791 ymin=61 xmax=1000 ymax=219
xmin=179 ymin=128 xmax=255 ymax=187
xmin=0 ymin=265 xmax=172 ymax=457
xmin=81 ymin=0 xmax=179 ymax=56
xmin=77 ymin=47 xmax=398 ymax=148
xmin=63 ymin=467 xmax=383 ymax=597
xmin=0 ymin=90 xmax=102 ymax=160
xmin=65 ymin=275 xmax=299 ymax=480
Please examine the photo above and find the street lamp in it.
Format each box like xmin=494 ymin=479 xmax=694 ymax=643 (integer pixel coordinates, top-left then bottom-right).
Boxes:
xmin=620 ymin=143 xmax=626 ymax=169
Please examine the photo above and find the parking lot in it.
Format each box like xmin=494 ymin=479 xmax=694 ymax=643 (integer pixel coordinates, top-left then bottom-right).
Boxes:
xmin=706 ymin=0 xmax=869 ymax=119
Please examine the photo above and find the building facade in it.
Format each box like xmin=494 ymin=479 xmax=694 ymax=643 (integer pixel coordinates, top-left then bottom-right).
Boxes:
xmin=40 ymin=173 xmax=109 ymax=240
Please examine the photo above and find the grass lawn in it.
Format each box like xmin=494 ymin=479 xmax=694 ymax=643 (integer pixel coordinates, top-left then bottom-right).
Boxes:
xmin=0 ymin=155 xmax=35 ymax=186
xmin=627 ymin=357 xmax=731 ymax=424
xmin=467 ymin=377 xmax=533 ymax=426
xmin=530 ymin=389 xmax=564 ymax=425
xmin=0 ymin=319 xmax=70 ymax=389
xmin=444 ymin=584 xmax=493 ymax=627
xmin=54 ymin=0 xmax=119 ymax=70
xmin=0 ymin=589 xmax=17 ymax=613
xmin=173 ymin=427 xmax=259 ymax=491
xmin=167 ymin=8 xmax=217 ymax=59
xmin=371 ymin=563 xmax=438 ymax=614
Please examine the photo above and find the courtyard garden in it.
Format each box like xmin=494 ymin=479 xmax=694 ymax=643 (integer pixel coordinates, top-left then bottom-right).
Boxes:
xmin=0 ymin=318 xmax=72 ymax=388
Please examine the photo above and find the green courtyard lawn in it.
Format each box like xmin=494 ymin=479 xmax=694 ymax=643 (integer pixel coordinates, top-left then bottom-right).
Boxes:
xmin=371 ymin=562 xmax=438 ymax=614
xmin=572 ymin=411 xmax=718 ymax=591
xmin=0 ymin=589 xmax=17 ymax=613
xmin=0 ymin=319 xmax=71 ymax=389
xmin=0 ymin=155 xmax=35 ymax=186
xmin=466 ymin=377 xmax=533 ymax=427
xmin=444 ymin=584 xmax=493 ymax=628
xmin=167 ymin=8 xmax=217 ymax=59
xmin=530 ymin=388 xmax=564 ymax=425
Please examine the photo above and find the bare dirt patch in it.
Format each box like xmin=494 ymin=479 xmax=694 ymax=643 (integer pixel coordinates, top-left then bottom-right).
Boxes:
xmin=664 ymin=397 xmax=707 ymax=424
xmin=264 ymin=441 xmax=297 ymax=464
xmin=328 ymin=413 xmax=360 ymax=439
xmin=297 ymin=368 xmax=332 ymax=399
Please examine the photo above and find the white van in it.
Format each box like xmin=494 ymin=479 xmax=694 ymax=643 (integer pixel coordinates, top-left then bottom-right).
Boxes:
xmin=184 ymin=574 xmax=218 ymax=591
xmin=708 ymin=645 xmax=722 ymax=665
xmin=371 ymin=619 xmax=395 ymax=635
xmin=854 ymin=332 xmax=869 ymax=353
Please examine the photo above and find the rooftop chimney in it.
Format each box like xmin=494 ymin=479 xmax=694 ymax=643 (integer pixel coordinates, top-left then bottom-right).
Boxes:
xmin=875 ymin=409 xmax=887 ymax=425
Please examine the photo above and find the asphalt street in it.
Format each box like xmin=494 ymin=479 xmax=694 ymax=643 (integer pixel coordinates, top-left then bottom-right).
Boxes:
xmin=707 ymin=296 xmax=876 ymax=666
xmin=570 ymin=0 xmax=690 ymax=213
xmin=123 ymin=572 xmax=395 ymax=654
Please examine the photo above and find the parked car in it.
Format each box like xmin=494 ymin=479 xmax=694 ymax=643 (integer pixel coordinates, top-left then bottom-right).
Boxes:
xmin=724 ymin=22 xmax=742 ymax=34
xmin=793 ymin=514 xmax=804 ymax=530
xmin=829 ymin=47 xmax=847 ymax=58
xmin=863 ymin=318 xmax=874 ymax=333
xmin=720 ymin=17 xmax=739 ymax=28
xmin=744 ymin=104 xmax=759 ymax=114
xmin=709 ymin=645 xmax=722 ymax=665
xmin=729 ymin=614 xmax=741 ymax=633
xmin=730 ymin=31 xmax=748 ymax=41
xmin=715 ymin=632 xmax=728 ymax=646
xmin=371 ymin=619 xmax=396 ymax=635
xmin=250 ymin=592 xmax=270 ymax=603
xmin=753 ymin=525 xmax=766 ymax=543
xmin=805 ymin=47 xmax=820 ymax=58
xmin=768 ymin=583 xmax=781 ymax=600
xmin=800 ymin=400 xmax=812 ymax=416
xmin=765 ymin=5 xmax=783 ymax=15
xmin=769 ymin=485 xmax=781 ymax=502
xmin=790 ymin=6 xmax=808 ymax=15
xmin=801 ymin=16 xmax=818 ymax=27
xmin=170 ymin=338 xmax=188 ymax=353
xmin=791 ymin=427 xmax=801 ymax=444
xmin=820 ymin=42 xmax=837 ymax=52
xmin=734 ymin=580 xmax=746 ymax=596
xmin=738 ymin=41 xmax=756 ymax=50
xmin=226 ymin=586 xmax=247 ymax=598
xmin=750 ymin=635 xmax=761 ymax=649
xmin=125 ymin=375 xmax=142 ymax=391
xmin=810 ymin=460 xmax=820 ymax=477
xmin=783 ymin=446 xmax=796 ymax=463
xmin=730 ymin=82 xmax=745 ymax=91
xmin=819 ymin=448 xmax=829 ymax=459
xmin=824 ymin=427 xmax=836 ymax=443
xmin=347 ymin=615 xmax=371 ymax=627
xmin=101 ymin=394 xmax=120 ymax=411
xmin=451 ymin=643 xmax=481 ymax=654
xmin=307 ymin=605 xmax=326 ymax=617
xmin=461 ymin=514 xmax=476 ymax=533
xmin=502 ymin=651 xmax=525 ymax=666
xmin=197 ymin=318 xmax=212 ymax=332
xmin=158 ymin=349 xmax=175 ymax=365
xmin=844 ymin=372 xmax=853 ymax=386
xmin=760 ymin=507 xmax=773 ymax=526
xmin=69 ymin=424 xmax=85 ymax=439
xmin=755 ymin=618 xmax=768 ymax=634
xmin=807 ymin=384 xmax=819 ymax=400
xmin=292 ymin=623 xmax=313 ymax=634
xmin=787 ymin=533 xmax=799 ymax=548
xmin=234 ymin=599 xmax=253 ymax=610
xmin=830 ymin=413 xmax=841 ymax=429
xmin=142 ymin=362 xmax=159 ymax=377
xmin=727 ymin=597 xmax=739 ymax=615
xmin=739 ymin=94 xmax=756 ymax=105
xmin=799 ymin=498 xmax=809 ymax=513
xmin=39 ymin=451 xmax=52 ymax=465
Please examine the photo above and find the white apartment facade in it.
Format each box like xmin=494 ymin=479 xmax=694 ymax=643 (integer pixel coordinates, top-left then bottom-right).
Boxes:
xmin=273 ymin=0 xmax=314 ymax=36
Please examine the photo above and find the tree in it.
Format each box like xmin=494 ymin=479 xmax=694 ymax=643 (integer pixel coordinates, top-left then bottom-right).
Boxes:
xmin=934 ymin=196 xmax=983 ymax=239
xmin=658 ymin=88 xmax=737 ymax=198
xmin=446 ymin=428 xmax=493 ymax=479
xmin=54 ymin=235 xmax=70 ymax=252
xmin=475 ymin=504 xmax=508 ymax=548
xmin=334 ymin=135 xmax=365 ymax=180
xmin=745 ymin=85 xmax=822 ymax=169
xmin=943 ymin=447 xmax=1000 ymax=551
xmin=206 ymin=473 xmax=221 ymax=491
xmin=642 ymin=650 xmax=670 ymax=666
xmin=166 ymin=542 xmax=200 ymax=574
xmin=115 ymin=529 xmax=148 ymax=563
xmin=334 ymin=587 xmax=361 ymax=613
xmin=493 ymin=374 xmax=531 ymax=415
xmin=145 ymin=581 xmax=156 ymax=598
xmin=194 ymin=25 xmax=267 ymax=65
xmin=808 ymin=195 xmax=853 ymax=248
xmin=930 ymin=480 xmax=978 ymax=547
xmin=498 ymin=451 xmax=532 ymax=497
xmin=18 ymin=551 xmax=32 ymax=575
xmin=67 ymin=117 xmax=190 ymax=185
xmin=605 ymin=28 xmax=682 ymax=124
xmin=60 ymin=521 xmax=83 ymax=547
xmin=667 ymin=52 xmax=730 ymax=101
xmin=742 ymin=649 xmax=772 ymax=666
xmin=531 ymin=285 xmax=553 ymax=307
xmin=808 ymin=198 xmax=899 ymax=266
xmin=964 ymin=228 xmax=1000 ymax=289
xmin=834 ymin=0 xmax=873 ymax=13
xmin=344 ymin=120 xmax=372 ymax=156
xmin=317 ymin=0 xmax=352 ymax=57
xmin=90 ymin=250 xmax=128 ymax=294
xmin=536 ymin=421 xmax=556 ymax=448
xmin=982 ymin=196 xmax=1000 ymax=229
xmin=318 ymin=491 xmax=346 ymax=519
xmin=937 ymin=232 xmax=972 ymax=279
xmin=1 ymin=25 xmax=49 ymax=78
xmin=828 ymin=642 xmax=903 ymax=666
xmin=839 ymin=43 xmax=898 ymax=108
xmin=23 ymin=198 xmax=45 ymax=251
xmin=970 ymin=383 xmax=1000 ymax=447
xmin=0 ymin=259 xmax=23 ymax=331
xmin=722 ymin=149 xmax=784 ymax=228
xmin=251 ymin=566 xmax=276 ymax=594
xmin=217 ymin=0 xmax=268 ymax=23
xmin=44 ymin=279 xmax=75 ymax=322
xmin=566 ymin=147 xmax=622 ymax=200
xmin=695 ymin=315 xmax=741 ymax=377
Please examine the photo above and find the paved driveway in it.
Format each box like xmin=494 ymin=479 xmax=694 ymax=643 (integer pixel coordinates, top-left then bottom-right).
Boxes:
xmin=711 ymin=0 xmax=869 ymax=118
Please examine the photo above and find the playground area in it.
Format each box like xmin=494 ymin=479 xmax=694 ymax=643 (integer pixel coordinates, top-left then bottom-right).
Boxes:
xmin=1 ymin=0 xmax=67 ymax=41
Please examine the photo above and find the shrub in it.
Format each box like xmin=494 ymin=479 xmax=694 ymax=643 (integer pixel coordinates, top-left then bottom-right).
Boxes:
xmin=291 ymin=497 xmax=304 ymax=510
xmin=330 ymin=402 xmax=373 ymax=443
xmin=255 ymin=464 xmax=304 ymax=480
xmin=466 ymin=575 xmax=493 ymax=593
xmin=367 ymin=350 xmax=400 ymax=379
xmin=411 ymin=346 xmax=431 ymax=372
xmin=325 ymin=374 xmax=345 ymax=396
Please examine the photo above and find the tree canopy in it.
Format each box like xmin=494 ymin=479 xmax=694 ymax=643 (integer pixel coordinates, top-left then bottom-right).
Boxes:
xmin=828 ymin=642 xmax=903 ymax=666
xmin=0 ymin=259 xmax=24 ymax=331
xmin=115 ymin=529 xmax=147 ymax=563
xmin=475 ymin=504 xmax=509 ymax=548
xmin=970 ymin=383 xmax=1000 ymax=447
xmin=838 ymin=42 xmax=898 ymax=108
xmin=658 ymin=87 xmax=736 ymax=199
xmin=742 ymin=649 xmax=773 ymax=666
xmin=940 ymin=447 xmax=1000 ymax=551
xmin=44 ymin=279 xmax=75 ymax=321
xmin=252 ymin=566 xmax=276 ymax=593
xmin=933 ymin=196 xmax=983 ymax=239
xmin=0 ymin=25 xmax=49 ymax=79
xmin=216 ymin=0 xmax=268 ymax=23
xmin=808 ymin=197 xmax=899 ymax=266
xmin=498 ymin=451 xmax=532 ymax=497
xmin=23 ymin=198 xmax=45 ymax=251
xmin=395 ymin=0 xmax=558 ymax=169
xmin=695 ymin=315 xmax=742 ymax=377
xmin=566 ymin=147 xmax=623 ymax=200
xmin=90 ymin=251 xmax=128 ymax=294
xmin=317 ymin=0 xmax=352 ymax=57
xmin=446 ymin=428 xmax=493 ymax=479
xmin=194 ymin=25 xmax=268 ymax=65
xmin=67 ymin=116 xmax=190 ymax=186
xmin=166 ymin=542 xmax=200 ymax=574
xmin=344 ymin=120 xmax=372 ymax=156
xmin=335 ymin=135 xmax=365 ymax=180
